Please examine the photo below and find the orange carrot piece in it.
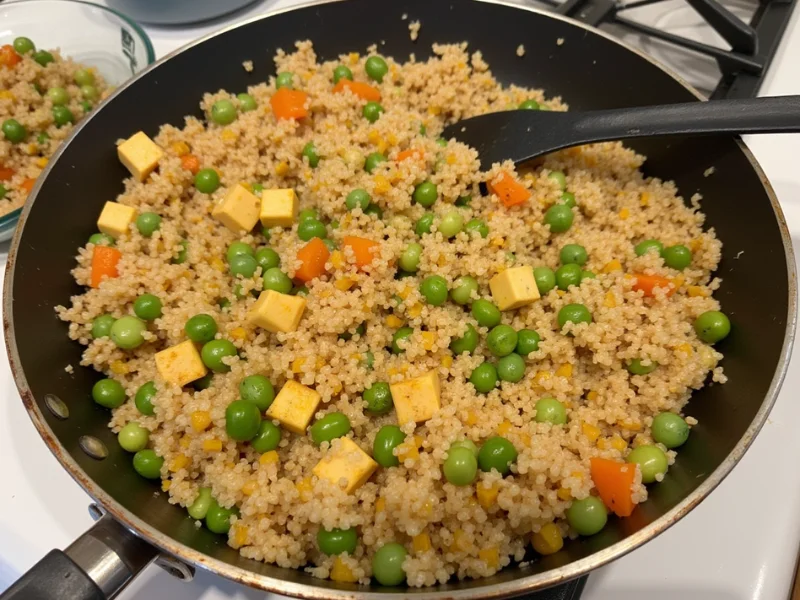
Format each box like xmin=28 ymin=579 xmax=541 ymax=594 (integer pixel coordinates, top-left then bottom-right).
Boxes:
xmin=0 ymin=167 xmax=14 ymax=181
xmin=295 ymin=237 xmax=330 ymax=283
xmin=0 ymin=45 xmax=21 ymax=68
xmin=21 ymin=178 xmax=36 ymax=194
xmin=270 ymin=88 xmax=309 ymax=120
xmin=590 ymin=457 xmax=636 ymax=517
xmin=343 ymin=236 xmax=380 ymax=269
xmin=396 ymin=148 xmax=424 ymax=162
xmin=180 ymin=154 xmax=200 ymax=174
xmin=91 ymin=246 xmax=122 ymax=288
xmin=487 ymin=171 xmax=530 ymax=208
xmin=633 ymin=273 xmax=676 ymax=297
xmin=333 ymin=79 xmax=381 ymax=102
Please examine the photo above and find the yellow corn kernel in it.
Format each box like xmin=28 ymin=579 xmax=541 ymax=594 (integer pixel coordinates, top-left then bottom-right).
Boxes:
xmin=688 ymin=285 xmax=710 ymax=297
xmin=259 ymin=450 xmax=279 ymax=465
xmin=597 ymin=437 xmax=609 ymax=450
xmin=690 ymin=238 xmax=703 ymax=253
xmin=203 ymin=439 xmax=223 ymax=452
xmin=211 ymin=257 xmax=225 ymax=272
xmin=450 ymin=529 xmax=469 ymax=552
xmin=496 ymin=421 xmax=512 ymax=435
xmin=329 ymin=251 xmax=346 ymax=270
xmin=387 ymin=133 xmax=398 ymax=146
xmin=586 ymin=391 xmax=598 ymax=402
xmin=385 ymin=315 xmax=404 ymax=328
xmin=25 ymin=143 xmax=37 ymax=156
xmin=221 ymin=128 xmax=238 ymax=141
xmin=557 ymin=487 xmax=572 ymax=501
xmin=428 ymin=105 xmax=442 ymax=116
xmin=387 ymin=367 xmax=400 ymax=377
xmin=334 ymin=277 xmax=355 ymax=291
xmin=610 ymin=435 xmax=628 ymax=451
xmin=479 ymin=547 xmax=500 ymax=569
xmin=640 ymin=192 xmax=650 ymax=207
xmin=0 ymin=90 xmax=16 ymax=101
xmin=620 ymin=420 xmax=642 ymax=432
xmin=555 ymin=364 xmax=573 ymax=378
xmin=171 ymin=141 xmax=190 ymax=156
xmin=441 ymin=355 xmax=453 ymax=368
xmin=161 ymin=479 xmax=171 ymax=491
xmin=477 ymin=482 xmax=499 ymax=509
xmin=109 ymin=360 xmax=129 ymax=375
xmin=604 ymin=291 xmax=617 ymax=308
xmin=179 ymin=435 xmax=190 ymax=449
xmin=368 ymin=130 xmax=382 ymax=145
xmin=602 ymin=259 xmax=623 ymax=274
xmin=398 ymin=436 xmax=421 ymax=463
xmin=348 ymin=51 xmax=360 ymax=64
xmin=446 ymin=153 xmax=457 ymax=165
xmin=230 ymin=327 xmax=247 ymax=340
xmin=465 ymin=410 xmax=478 ymax=426
xmin=581 ymin=423 xmax=601 ymax=443
xmin=291 ymin=357 xmax=306 ymax=373
xmin=233 ymin=524 xmax=249 ymax=547
xmin=407 ymin=303 xmax=423 ymax=318
xmin=619 ymin=207 xmax=630 ymax=220
xmin=375 ymin=497 xmax=386 ymax=513
xmin=436 ymin=255 xmax=448 ymax=267
xmin=373 ymin=175 xmax=391 ymax=194
xmin=398 ymin=285 xmax=412 ymax=300
xmin=491 ymin=237 xmax=505 ymax=247
xmin=413 ymin=533 xmax=432 ymax=553
xmin=296 ymin=477 xmax=313 ymax=500
xmin=571 ymin=470 xmax=584 ymax=479
xmin=421 ymin=331 xmax=436 ymax=351
xmin=274 ymin=161 xmax=289 ymax=176
xmin=242 ymin=480 xmax=258 ymax=496
xmin=532 ymin=523 xmax=563 ymax=555
xmin=191 ymin=410 xmax=212 ymax=432
xmin=330 ymin=556 xmax=358 ymax=583
xmin=169 ymin=454 xmax=190 ymax=471
xmin=675 ymin=343 xmax=693 ymax=355
xmin=36 ymin=157 xmax=48 ymax=168
xmin=534 ymin=371 xmax=551 ymax=385
xmin=672 ymin=275 xmax=685 ymax=289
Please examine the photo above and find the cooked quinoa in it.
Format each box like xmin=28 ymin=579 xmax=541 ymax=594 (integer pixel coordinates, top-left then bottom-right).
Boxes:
xmin=0 ymin=37 xmax=108 ymax=217
xmin=57 ymin=41 xmax=730 ymax=587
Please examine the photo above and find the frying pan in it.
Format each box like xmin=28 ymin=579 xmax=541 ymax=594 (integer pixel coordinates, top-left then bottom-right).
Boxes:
xmin=1 ymin=0 xmax=796 ymax=598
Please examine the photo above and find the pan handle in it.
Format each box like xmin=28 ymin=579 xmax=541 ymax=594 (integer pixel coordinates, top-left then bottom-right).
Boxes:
xmin=0 ymin=513 xmax=158 ymax=600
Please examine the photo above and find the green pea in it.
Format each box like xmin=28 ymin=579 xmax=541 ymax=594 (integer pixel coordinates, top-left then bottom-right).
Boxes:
xmin=132 ymin=449 xmax=163 ymax=480
xmin=450 ymin=439 xmax=479 ymax=457
xmin=226 ymin=242 xmax=253 ymax=263
xmin=298 ymin=209 xmax=317 ymax=223
xmin=262 ymin=267 xmax=293 ymax=293
xmin=464 ymin=219 xmax=489 ymax=238
xmin=0 ymin=184 xmax=5 ymax=200
xmin=627 ymin=444 xmax=668 ymax=484
xmin=391 ymin=326 xmax=414 ymax=353
xmin=254 ymin=247 xmax=280 ymax=272
xmin=310 ymin=412 xmax=351 ymax=445
xmin=581 ymin=270 xmax=596 ymax=281
xmin=293 ymin=285 xmax=309 ymax=297
xmin=557 ymin=304 xmax=592 ymax=330
xmin=298 ymin=219 xmax=327 ymax=242
xmin=110 ymin=316 xmax=146 ymax=349
xmin=455 ymin=194 xmax=472 ymax=207
xmin=188 ymin=487 xmax=213 ymax=520
xmin=33 ymin=50 xmax=54 ymax=67
xmin=364 ymin=203 xmax=383 ymax=219
xmin=516 ymin=329 xmax=541 ymax=356
xmin=533 ymin=267 xmax=556 ymax=295
xmin=194 ymin=372 xmax=214 ymax=391
xmin=205 ymin=501 xmax=238 ymax=534
xmin=239 ymin=375 xmax=275 ymax=411
xmin=237 ymin=93 xmax=257 ymax=112
xmin=420 ymin=275 xmax=448 ymax=306
xmin=225 ymin=399 xmax=262 ymax=441
xmin=275 ymin=71 xmax=294 ymax=89
xmin=478 ymin=436 xmax=517 ymax=475
xmin=561 ymin=191 xmax=576 ymax=208
xmin=443 ymin=446 xmax=478 ymax=486
xmin=487 ymin=325 xmax=518 ymax=357
xmin=471 ymin=299 xmax=501 ymax=328
xmin=229 ymin=254 xmax=258 ymax=277
xmin=362 ymin=351 xmax=375 ymax=370
xmin=363 ymin=101 xmax=385 ymax=123
xmin=662 ymin=244 xmax=692 ymax=270
xmin=81 ymin=84 xmax=98 ymax=102
xmin=12 ymin=37 xmax=35 ymax=55
xmin=364 ymin=152 xmax=387 ymax=173
xmin=560 ymin=244 xmax=588 ymax=266
xmin=118 ymin=422 xmax=149 ymax=452
xmin=634 ymin=239 xmax=663 ymax=256
xmin=2 ymin=119 xmax=26 ymax=143
xmin=194 ymin=168 xmax=220 ymax=194
xmin=544 ymin=204 xmax=573 ymax=233
xmin=91 ymin=314 xmax=115 ymax=339
xmin=92 ymin=378 xmax=126 ymax=408
xmin=80 ymin=100 xmax=92 ymax=112
xmin=133 ymin=294 xmax=162 ymax=321
xmin=399 ymin=243 xmax=422 ymax=272
xmin=497 ymin=353 xmax=525 ymax=382
xmin=52 ymin=106 xmax=74 ymax=127
xmin=436 ymin=137 xmax=448 ymax=147
xmin=135 ymin=381 xmax=156 ymax=416
xmin=365 ymin=55 xmax=389 ymax=82
xmin=535 ymin=397 xmax=567 ymax=425
xmin=74 ymin=68 xmax=95 ymax=86
xmin=372 ymin=543 xmax=407 ymax=586
xmin=346 ymin=188 xmax=371 ymax=211
xmin=339 ymin=323 xmax=365 ymax=342
xmin=46 ymin=86 xmax=69 ymax=105
xmin=333 ymin=65 xmax=353 ymax=84
xmin=566 ymin=496 xmax=607 ymax=536
xmin=694 ymin=310 xmax=730 ymax=343
xmin=652 ymin=412 xmax=690 ymax=448
xmin=363 ymin=382 xmax=393 ymax=415
xmin=548 ymin=171 xmax=567 ymax=190
xmin=252 ymin=183 xmax=264 ymax=195
xmin=136 ymin=212 xmax=161 ymax=237
xmin=413 ymin=181 xmax=438 ymax=207
xmin=450 ymin=276 xmax=478 ymax=305
xmin=450 ymin=323 xmax=478 ymax=354
xmin=373 ymin=425 xmax=405 ymax=467
xmin=302 ymin=141 xmax=321 ymax=168
xmin=627 ymin=358 xmax=657 ymax=375
xmin=173 ymin=240 xmax=189 ymax=264
xmin=470 ymin=362 xmax=498 ymax=394
xmin=210 ymin=99 xmax=237 ymax=125
xmin=519 ymin=99 xmax=540 ymax=110
xmin=318 ymin=527 xmax=358 ymax=556
xmin=251 ymin=420 xmax=281 ymax=453
xmin=437 ymin=210 xmax=463 ymax=239
xmin=201 ymin=339 xmax=237 ymax=372
xmin=555 ymin=264 xmax=582 ymax=290
xmin=88 ymin=233 xmax=115 ymax=246
xmin=185 ymin=314 xmax=217 ymax=343
xmin=415 ymin=213 xmax=434 ymax=235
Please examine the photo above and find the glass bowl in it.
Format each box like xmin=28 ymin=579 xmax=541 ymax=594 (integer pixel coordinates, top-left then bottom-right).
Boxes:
xmin=0 ymin=0 xmax=155 ymax=242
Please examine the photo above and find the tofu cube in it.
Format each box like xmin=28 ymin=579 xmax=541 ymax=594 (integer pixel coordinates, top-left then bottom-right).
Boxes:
xmin=266 ymin=380 xmax=321 ymax=434
xmin=212 ymin=183 xmax=261 ymax=233
xmin=154 ymin=340 xmax=207 ymax=387
xmin=489 ymin=266 xmax=541 ymax=311
xmin=390 ymin=370 xmax=441 ymax=425
xmin=260 ymin=189 xmax=298 ymax=228
xmin=313 ymin=437 xmax=378 ymax=493
xmin=117 ymin=131 xmax=163 ymax=182
xmin=97 ymin=201 xmax=136 ymax=239
xmin=248 ymin=290 xmax=306 ymax=333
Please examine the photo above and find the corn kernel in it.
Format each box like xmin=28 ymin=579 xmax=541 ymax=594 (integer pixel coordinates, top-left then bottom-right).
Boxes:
xmin=604 ymin=291 xmax=617 ymax=308
xmin=479 ymin=547 xmax=500 ymax=568
xmin=386 ymin=315 xmax=404 ymax=328
xmin=496 ymin=421 xmax=512 ymax=435
xmin=477 ymin=482 xmax=499 ymax=509
xmin=676 ymin=343 xmax=693 ymax=355
xmin=375 ymin=497 xmax=386 ymax=513
xmin=233 ymin=524 xmax=249 ymax=547
xmin=330 ymin=556 xmax=358 ymax=583
xmin=621 ymin=420 xmax=642 ymax=431
xmin=610 ymin=435 xmax=628 ymax=451
xmin=348 ymin=52 xmax=360 ymax=64
xmin=619 ymin=208 xmax=630 ymax=220
xmin=368 ymin=130 xmax=382 ymax=145
xmin=292 ymin=357 xmax=306 ymax=373
xmin=491 ymin=237 xmax=505 ymax=247
xmin=428 ymin=105 xmax=442 ymax=116
xmin=171 ymin=141 xmax=190 ymax=156
xmin=581 ymin=422 xmax=601 ymax=443
xmin=602 ymin=260 xmax=623 ymax=274
xmin=450 ymin=529 xmax=469 ymax=552
xmin=407 ymin=303 xmax=423 ymax=318
xmin=259 ymin=450 xmax=279 ymax=465
xmin=672 ymin=275 xmax=685 ymax=289
xmin=387 ymin=133 xmax=398 ymax=146
xmin=597 ymin=437 xmax=609 ymax=450
xmin=519 ymin=432 xmax=532 ymax=447
xmin=110 ymin=360 xmax=129 ymax=375
xmin=230 ymin=327 xmax=247 ymax=340
xmin=413 ymin=533 xmax=432 ymax=553
xmin=586 ymin=391 xmax=598 ymax=401
xmin=330 ymin=250 xmax=345 ymax=269
xmin=334 ymin=277 xmax=355 ymax=291
xmin=36 ymin=157 xmax=48 ymax=168
xmin=179 ymin=436 xmax=190 ymax=449
xmin=555 ymin=364 xmax=573 ymax=378
xmin=373 ymin=175 xmax=390 ymax=194
xmin=557 ymin=487 xmax=572 ymax=501
xmin=0 ymin=90 xmax=15 ymax=101
xmin=465 ymin=411 xmax=478 ymax=426
xmin=203 ymin=439 xmax=222 ymax=452
xmin=640 ymin=192 xmax=650 ymax=207
xmin=398 ymin=436 xmax=421 ymax=463
xmin=296 ymin=476 xmax=313 ymax=500
xmin=533 ymin=371 xmax=551 ymax=388
xmin=169 ymin=454 xmax=190 ymax=471
xmin=690 ymin=238 xmax=703 ymax=253
xmin=532 ymin=523 xmax=563 ymax=555
xmin=191 ymin=410 xmax=212 ymax=432
xmin=398 ymin=285 xmax=412 ymax=300
xmin=421 ymin=331 xmax=436 ymax=351
xmin=275 ymin=161 xmax=289 ymax=176
xmin=210 ymin=257 xmax=225 ymax=272
xmin=242 ymin=480 xmax=258 ymax=496
xmin=446 ymin=153 xmax=457 ymax=165
xmin=221 ymin=129 xmax=238 ymax=141
xmin=441 ymin=355 xmax=453 ymax=368
xmin=161 ymin=479 xmax=171 ymax=491
xmin=688 ymin=285 xmax=710 ymax=297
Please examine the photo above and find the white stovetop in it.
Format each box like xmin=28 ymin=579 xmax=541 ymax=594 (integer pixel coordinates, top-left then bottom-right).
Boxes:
xmin=2 ymin=1 xmax=800 ymax=598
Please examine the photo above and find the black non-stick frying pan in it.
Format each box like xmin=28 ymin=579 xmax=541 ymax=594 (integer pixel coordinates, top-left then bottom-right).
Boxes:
xmin=1 ymin=0 xmax=796 ymax=598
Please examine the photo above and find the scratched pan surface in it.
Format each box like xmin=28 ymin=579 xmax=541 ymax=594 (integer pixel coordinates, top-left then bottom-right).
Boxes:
xmin=4 ymin=0 xmax=796 ymax=596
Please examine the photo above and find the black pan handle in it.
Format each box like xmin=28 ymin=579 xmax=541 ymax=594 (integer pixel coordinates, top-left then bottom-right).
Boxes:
xmin=0 ymin=513 xmax=158 ymax=600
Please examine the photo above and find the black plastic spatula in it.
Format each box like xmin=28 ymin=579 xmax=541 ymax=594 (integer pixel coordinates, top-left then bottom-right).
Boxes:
xmin=441 ymin=96 xmax=800 ymax=168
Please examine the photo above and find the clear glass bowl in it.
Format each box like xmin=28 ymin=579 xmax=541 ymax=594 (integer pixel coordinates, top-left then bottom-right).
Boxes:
xmin=0 ymin=0 xmax=155 ymax=242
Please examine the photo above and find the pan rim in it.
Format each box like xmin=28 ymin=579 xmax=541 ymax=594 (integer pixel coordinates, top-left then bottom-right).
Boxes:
xmin=3 ymin=0 xmax=797 ymax=597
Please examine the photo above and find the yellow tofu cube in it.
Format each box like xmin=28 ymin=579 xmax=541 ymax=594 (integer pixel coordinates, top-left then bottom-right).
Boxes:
xmin=313 ymin=437 xmax=378 ymax=493
xmin=260 ymin=189 xmax=298 ymax=227
xmin=97 ymin=201 xmax=136 ymax=239
xmin=266 ymin=380 xmax=321 ymax=434
xmin=154 ymin=340 xmax=207 ymax=387
xmin=117 ymin=131 xmax=163 ymax=182
xmin=489 ymin=266 xmax=541 ymax=311
xmin=212 ymin=183 xmax=261 ymax=233
xmin=390 ymin=370 xmax=441 ymax=425
xmin=248 ymin=290 xmax=306 ymax=333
